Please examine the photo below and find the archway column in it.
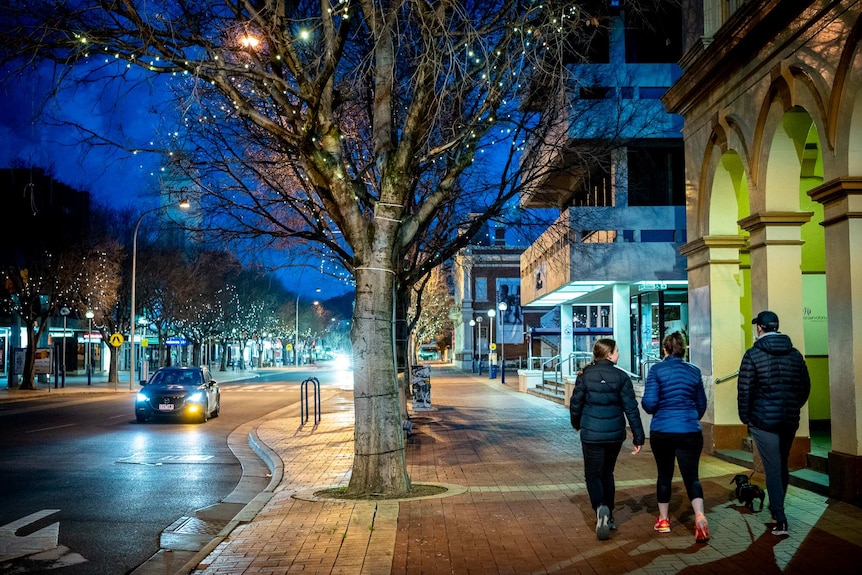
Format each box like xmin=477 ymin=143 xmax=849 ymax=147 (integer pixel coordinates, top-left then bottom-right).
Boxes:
xmin=681 ymin=235 xmax=748 ymax=454
xmin=809 ymin=177 xmax=862 ymax=506
xmin=739 ymin=211 xmax=813 ymax=468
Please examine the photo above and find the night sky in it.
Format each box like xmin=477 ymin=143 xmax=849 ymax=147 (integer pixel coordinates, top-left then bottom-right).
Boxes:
xmin=0 ymin=63 xmax=170 ymax=209
xmin=0 ymin=63 xmax=353 ymax=298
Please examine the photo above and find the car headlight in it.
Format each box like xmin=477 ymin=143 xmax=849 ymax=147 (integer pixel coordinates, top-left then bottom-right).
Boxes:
xmin=136 ymin=393 xmax=148 ymax=402
xmin=186 ymin=391 xmax=204 ymax=403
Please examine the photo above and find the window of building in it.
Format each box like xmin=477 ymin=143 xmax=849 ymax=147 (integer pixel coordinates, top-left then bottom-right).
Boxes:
xmin=638 ymin=87 xmax=667 ymax=100
xmin=475 ymin=277 xmax=488 ymax=302
xmin=624 ymin=5 xmax=683 ymax=63
xmin=641 ymin=229 xmax=676 ymax=242
xmin=579 ymin=86 xmax=612 ymax=99
xmin=627 ymin=142 xmax=685 ymax=206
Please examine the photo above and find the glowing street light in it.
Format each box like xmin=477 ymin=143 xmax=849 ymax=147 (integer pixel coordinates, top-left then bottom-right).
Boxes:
xmin=498 ymin=301 xmax=508 ymax=384
xmin=487 ymin=308 xmax=496 ymax=379
xmin=86 ymin=310 xmax=94 ymax=386
xmin=59 ymin=306 xmax=70 ymax=389
xmin=469 ymin=319 xmax=477 ymax=372
xmin=130 ymin=199 xmax=190 ymax=390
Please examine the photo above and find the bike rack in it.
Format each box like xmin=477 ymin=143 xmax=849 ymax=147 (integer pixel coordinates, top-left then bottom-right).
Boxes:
xmin=300 ymin=376 xmax=321 ymax=424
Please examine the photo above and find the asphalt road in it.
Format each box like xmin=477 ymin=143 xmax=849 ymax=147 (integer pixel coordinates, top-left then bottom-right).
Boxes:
xmin=0 ymin=367 xmax=338 ymax=574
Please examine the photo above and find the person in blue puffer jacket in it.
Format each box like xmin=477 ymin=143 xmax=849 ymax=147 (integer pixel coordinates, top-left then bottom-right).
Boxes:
xmin=642 ymin=331 xmax=710 ymax=544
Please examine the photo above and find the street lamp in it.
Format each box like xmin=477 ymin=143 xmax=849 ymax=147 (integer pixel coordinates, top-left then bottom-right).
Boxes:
xmin=476 ymin=315 xmax=483 ymax=375
xmin=487 ymin=308 xmax=497 ymax=379
xmin=498 ymin=301 xmax=508 ymax=384
xmin=469 ymin=319 xmax=476 ymax=372
xmin=130 ymin=199 xmax=190 ymax=390
xmin=86 ymin=310 xmax=94 ymax=386
xmin=138 ymin=317 xmax=149 ymax=382
xmin=59 ymin=306 xmax=70 ymax=389
xmin=295 ymin=288 xmax=321 ymax=366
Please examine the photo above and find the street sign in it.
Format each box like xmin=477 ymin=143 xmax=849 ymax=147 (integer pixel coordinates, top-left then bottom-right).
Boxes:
xmin=109 ymin=333 xmax=125 ymax=347
xmin=490 ymin=343 xmax=497 ymax=351
xmin=141 ymin=338 xmax=149 ymax=348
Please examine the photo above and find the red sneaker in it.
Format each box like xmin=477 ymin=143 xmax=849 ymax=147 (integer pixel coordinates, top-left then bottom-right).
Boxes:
xmin=654 ymin=516 xmax=671 ymax=533
xmin=695 ymin=513 xmax=710 ymax=543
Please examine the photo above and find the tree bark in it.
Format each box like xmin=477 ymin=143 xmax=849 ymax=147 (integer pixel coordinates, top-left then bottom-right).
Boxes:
xmin=346 ymin=265 xmax=410 ymax=496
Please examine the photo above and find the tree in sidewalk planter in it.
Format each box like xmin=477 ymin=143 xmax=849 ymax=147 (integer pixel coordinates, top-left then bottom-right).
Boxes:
xmin=1 ymin=0 xmax=671 ymax=496
xmin=0 ymin=243 xmax=121 ymax=390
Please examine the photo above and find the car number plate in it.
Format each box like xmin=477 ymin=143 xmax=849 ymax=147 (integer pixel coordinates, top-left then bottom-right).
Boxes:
xmin=158 ymin=404 xmax=175 ymax=411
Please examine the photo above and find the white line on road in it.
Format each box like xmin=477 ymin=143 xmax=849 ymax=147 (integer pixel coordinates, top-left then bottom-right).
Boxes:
xmin=25 ymin=424 xmax=76 ymax=434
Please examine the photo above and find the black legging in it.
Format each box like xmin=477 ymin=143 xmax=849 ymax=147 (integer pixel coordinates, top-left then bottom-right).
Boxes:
xmin=649 ymin=431 xmax=704 ymax=503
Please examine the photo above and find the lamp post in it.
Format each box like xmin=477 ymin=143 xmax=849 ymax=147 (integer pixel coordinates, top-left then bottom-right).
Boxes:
xmin=138 ymin=317 xmax=149 ymax=382
xmin=130 ymin=199 xmax=189 ymax=390
xmin=294 ymin=288 xmax=321 ymax=366
xmin=498 ymin=301 xmax=508 ymax=384
xmin=476 ymin=315 xmax=483 ymax=375
xmin=469 ymin=319 xmax=476 ymax=372
xmin=487 ymin=308 xmax=497 ymax=379
xmin=59 ymin=306 xmax=70 ymax=388
xmin=86 ymin=310 xmax=94 ymax=386
xmin=294 ymin=294 xmax=300 ymax=366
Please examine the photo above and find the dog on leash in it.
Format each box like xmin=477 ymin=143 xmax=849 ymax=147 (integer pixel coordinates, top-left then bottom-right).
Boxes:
xmin=730 ymin=474 xmax=765 ymax=511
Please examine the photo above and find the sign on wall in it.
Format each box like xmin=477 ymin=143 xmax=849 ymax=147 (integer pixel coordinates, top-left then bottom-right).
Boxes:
xmin=497 ymin=278 xmax=524 ymax=345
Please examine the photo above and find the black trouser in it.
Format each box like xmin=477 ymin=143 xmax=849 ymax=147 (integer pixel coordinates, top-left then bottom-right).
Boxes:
xmin=649 ymin=430 xmax=704 ymax=504
xmin=581 ymin=440 xmax=623 ymax=512
xmin=750 ymin=425 xmax=796 ymax=523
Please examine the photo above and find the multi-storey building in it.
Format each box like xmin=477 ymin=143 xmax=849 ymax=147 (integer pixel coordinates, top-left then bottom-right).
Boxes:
xmin=519 ymin=4 xmax=687 ymax=381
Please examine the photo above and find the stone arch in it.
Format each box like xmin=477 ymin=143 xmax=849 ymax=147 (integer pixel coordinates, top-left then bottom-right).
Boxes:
xmin=831 ymin=18 xmax=862 ymax=175
xmin=753 ymin=72 xmax=831 ymax=211
xmin=698 ymin=115 xmax=754 ymax=237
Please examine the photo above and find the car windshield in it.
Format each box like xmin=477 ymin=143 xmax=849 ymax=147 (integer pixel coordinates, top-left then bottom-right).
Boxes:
xmin=149 ymin=370 xmax=201 ymax=386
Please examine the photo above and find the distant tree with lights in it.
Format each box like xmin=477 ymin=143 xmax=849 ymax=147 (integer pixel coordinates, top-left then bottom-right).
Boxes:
xmin=0 ymin=0 xmax=672 ymax=496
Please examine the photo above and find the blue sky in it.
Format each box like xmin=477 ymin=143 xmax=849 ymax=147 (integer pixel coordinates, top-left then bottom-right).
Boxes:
xmin=0 ymin=64 xmax=353 ymax=298
xmin=0 ymin=64 xmax=168 ymax=208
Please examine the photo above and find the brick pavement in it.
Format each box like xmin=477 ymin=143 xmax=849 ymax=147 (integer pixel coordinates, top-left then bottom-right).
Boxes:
xmin=192 ymin=365 xmax=862 ymax=575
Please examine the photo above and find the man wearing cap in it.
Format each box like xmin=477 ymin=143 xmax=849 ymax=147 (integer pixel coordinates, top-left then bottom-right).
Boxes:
xmin=737 ymin=310 xmax=811 ymax=536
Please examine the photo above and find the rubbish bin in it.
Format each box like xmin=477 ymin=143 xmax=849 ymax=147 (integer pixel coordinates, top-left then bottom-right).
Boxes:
xmin=411 ymin=364 xmax=431 ymax=410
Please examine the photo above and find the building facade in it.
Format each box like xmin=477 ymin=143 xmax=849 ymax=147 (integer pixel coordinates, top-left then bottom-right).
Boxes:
xmin=519 ymin=4 xmax=687 ymax=380
xmin=663 ymin=0 xmax=862 ymax=505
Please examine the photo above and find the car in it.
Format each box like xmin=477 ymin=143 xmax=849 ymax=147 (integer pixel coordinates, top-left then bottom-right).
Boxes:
xmin=418 ymin=345 xmax=439 ymax=361
xmin=135 ymin=366 xmax=220 ymax=423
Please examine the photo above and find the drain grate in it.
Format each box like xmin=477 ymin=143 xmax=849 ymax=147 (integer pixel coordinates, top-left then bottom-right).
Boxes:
xmin=165 ymin=516 xmax=228 ymax=536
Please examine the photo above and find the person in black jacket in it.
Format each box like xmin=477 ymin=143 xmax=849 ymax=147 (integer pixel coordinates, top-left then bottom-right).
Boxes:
xmin=570 ymin=338 xmax=645 ymax=541
xmin=737 ymin=310 xmax=811 ymax=537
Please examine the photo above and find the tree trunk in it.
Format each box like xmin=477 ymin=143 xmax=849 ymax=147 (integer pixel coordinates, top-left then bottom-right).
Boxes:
xmin=108 ymin=342 xmax=119 ymax=386
xmin=346 ymin=266 xmax=411 ymax=497
xmin=19 ymin=323 xmax=38 ymax=390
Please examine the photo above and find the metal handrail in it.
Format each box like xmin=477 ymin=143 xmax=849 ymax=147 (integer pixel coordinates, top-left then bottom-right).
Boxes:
xmin=639 ymin=359 xmax=661 ymax=382
xmin=541 ymin=355 xmax=562 ymax=383
xmin=715 ymin=371 xmax=739 ymax=384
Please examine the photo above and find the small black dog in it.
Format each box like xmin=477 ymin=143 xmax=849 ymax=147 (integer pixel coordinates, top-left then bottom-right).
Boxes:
xmin=730 ymin=474 xmax=765 ymax=511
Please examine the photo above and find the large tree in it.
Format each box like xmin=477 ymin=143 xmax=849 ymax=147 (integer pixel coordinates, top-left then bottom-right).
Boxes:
xmin=0 ymin=0 xmax=669 ymax=495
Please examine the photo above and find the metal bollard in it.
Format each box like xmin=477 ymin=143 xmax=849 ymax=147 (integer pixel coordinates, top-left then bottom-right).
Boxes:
xmin=300 ymin=376 xmax=321 ymax=424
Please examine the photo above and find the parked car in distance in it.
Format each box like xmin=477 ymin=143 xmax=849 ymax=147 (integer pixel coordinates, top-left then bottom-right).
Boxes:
xmin=135 ymin=366 xmax=220 ymax=424
xmin=418 ymin=344 xmax=439 ymax=361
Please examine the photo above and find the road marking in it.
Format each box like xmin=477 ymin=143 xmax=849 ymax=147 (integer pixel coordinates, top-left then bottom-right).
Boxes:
xmin=0 ymin=510 xmax=60 ymax=561
xmin=25 ymin=424 xmax=75 ymax=434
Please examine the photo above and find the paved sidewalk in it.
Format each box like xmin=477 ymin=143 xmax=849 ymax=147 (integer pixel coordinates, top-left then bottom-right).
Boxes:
xmin=192 ymin=365 xmax=862 ymax=575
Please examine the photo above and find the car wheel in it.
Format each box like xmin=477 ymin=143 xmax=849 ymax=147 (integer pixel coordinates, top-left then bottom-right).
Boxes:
xmin=198 ymin=406 xmax=208 ymax=424
xmin=212 ymin=397 xmax=220 ymax=418
xmin=136 ymin=413 xmax=147 ymax=423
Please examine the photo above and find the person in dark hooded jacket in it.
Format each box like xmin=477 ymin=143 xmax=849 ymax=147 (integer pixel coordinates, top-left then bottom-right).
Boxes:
xmin=737 ymin=310 xmax=810 ymax=537
xmin=570 ymin=338 xmax=645 ymax=541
